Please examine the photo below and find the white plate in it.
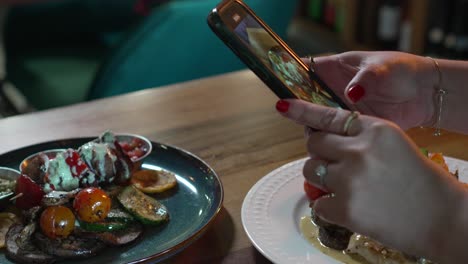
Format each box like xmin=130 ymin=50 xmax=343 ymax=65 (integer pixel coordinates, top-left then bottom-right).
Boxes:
xmin=241 ymin=157 xmax=468 ymax=264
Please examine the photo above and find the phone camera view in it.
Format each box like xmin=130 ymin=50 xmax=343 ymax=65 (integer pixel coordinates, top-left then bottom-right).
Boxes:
xmin=233 ymin=15 xmax=340 ymax=108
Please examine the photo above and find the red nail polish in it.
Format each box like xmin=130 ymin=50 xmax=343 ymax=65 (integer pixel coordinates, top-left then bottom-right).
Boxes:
xmin=347 ymin=85 xmax=365 ymax=103
xmin=276 ymin=100 xmax=290 ymax=113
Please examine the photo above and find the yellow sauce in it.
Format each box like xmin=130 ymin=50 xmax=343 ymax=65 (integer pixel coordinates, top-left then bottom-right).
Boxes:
xmin=300 ymin=216 xmax=364 ymax=264
xmin=300 ymin=216 xmax=422 ymax=264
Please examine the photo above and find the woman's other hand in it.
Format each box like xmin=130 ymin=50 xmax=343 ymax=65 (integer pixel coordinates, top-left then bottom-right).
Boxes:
xmin=276 ymin=99 xmax=466 ymax=261
xmin=305 ymin=51 xmax=437 ymax=130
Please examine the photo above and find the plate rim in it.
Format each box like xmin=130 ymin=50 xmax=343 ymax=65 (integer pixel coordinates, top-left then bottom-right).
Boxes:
xmin=241 ymin=158 xmax=308 ymax=264
xmin=241 ymin=156 xmax=468 ymax=264
xmin=0 ymin=136 xmax=224 ymax=264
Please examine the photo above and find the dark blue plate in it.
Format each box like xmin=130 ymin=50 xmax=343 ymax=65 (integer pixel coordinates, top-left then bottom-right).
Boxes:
xmin=0 ymin=137 xmax=223 ymax=264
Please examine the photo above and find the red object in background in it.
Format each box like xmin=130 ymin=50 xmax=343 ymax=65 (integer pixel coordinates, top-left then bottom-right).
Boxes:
xmin=134 ymin=0 xmax=169 ymax=16
xmin=323 ymin=0 xmax=336 ymax=28
xmin=15 ymin=174 xmax=45 ymax=210
xmin=303 ymin=180 xmax=328 ymax=201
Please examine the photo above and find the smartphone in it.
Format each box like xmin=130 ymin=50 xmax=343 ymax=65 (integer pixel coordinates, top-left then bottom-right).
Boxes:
xmin=207 ymin=0 xmax=348 ymax=109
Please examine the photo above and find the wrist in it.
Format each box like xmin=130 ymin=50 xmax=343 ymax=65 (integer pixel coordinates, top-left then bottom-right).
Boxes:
xmin=423 ymin=57 xmax=447 ymax=135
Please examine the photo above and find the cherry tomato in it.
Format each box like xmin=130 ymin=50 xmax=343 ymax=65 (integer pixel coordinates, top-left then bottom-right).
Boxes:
xmin=73 ymin=187 xmax=111 ymax=222
xmin=15 ymin=174 xmax=45 ymax=210
xmin=40 ymin=206 xmax=75 ymax=239
xmin=429 ymin=152 xmax=450 ymax=172
xmin=303 ymin=181 xmax=328 ymax=201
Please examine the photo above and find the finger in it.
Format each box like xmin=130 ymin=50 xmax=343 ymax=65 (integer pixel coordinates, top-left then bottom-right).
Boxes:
xmin=277 ymin=99 xmax=364 ymax=136
xmin=303 ymin=126 xmax=316 ymax=138
xmin=344 ymin=63 xmax=393 ymax=104
xmin=303 ymin=158 xmax=327 ymax=189
xmin=302 ymin=54 xmax=356 ymax=105
xmin=302 ymin=158 xmax=341 ymax=192
xmin=306 ymin=131 xmax=349 ymax=160
xmin=313 ymin=196 xmax=349 ymax=227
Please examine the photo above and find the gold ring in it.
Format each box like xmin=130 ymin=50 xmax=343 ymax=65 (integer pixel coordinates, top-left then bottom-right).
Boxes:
xmin=343 ymin=111 xmax=360 ymax=135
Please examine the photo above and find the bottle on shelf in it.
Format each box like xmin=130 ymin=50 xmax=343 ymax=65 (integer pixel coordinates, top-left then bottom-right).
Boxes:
xmin=376 ymin=0 xmax=402 ymax=50
xmin=397 ymin=1 xmax=411 ymax=52
xmin=425 ymin=0 xmax=454 ymax=57
xmin=451 ymin=0 xmax=468 ymax=59
xmin=323 ymin=0 xmax=336 ymax=29
xmin=355 ymin=0 xmax=380 ymax=48
xmin=307 ymin=0 xmax=324 ymax=22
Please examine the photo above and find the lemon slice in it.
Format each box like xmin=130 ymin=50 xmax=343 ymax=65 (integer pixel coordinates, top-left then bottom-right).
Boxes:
xmin=0 ymin=212 xmax=19 ymax=248
xmin=131 ymin=169 xmax=177 ymax=193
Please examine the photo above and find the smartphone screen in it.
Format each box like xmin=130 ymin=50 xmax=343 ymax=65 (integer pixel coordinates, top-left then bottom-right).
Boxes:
xmin=209 ymin=1 xmax=348 ymax=109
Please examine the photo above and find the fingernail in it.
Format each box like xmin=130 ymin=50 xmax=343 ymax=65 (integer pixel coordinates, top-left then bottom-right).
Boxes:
xmin=347 ymin=85 xmax=365 ymax=103
xmin=276 ymin=100 xmax=290 ymax=113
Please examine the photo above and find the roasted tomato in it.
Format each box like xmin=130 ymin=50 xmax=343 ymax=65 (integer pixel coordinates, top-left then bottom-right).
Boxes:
xmin=304 ymin=181 xmax=328 ymax=201
xmin=73 ymin=187 xmax=111 ymax=222
xmin=40 ymin=206 xmax=75 ymax=239
xmin=15 ymin=174 xmax=45 ymax=210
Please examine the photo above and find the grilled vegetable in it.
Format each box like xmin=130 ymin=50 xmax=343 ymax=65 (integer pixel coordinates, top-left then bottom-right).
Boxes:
xmin=0 ymin=213 xmax=18 ymax=248
xmin=34 ymin=231 xmax=106 ymax=259
xmin=131 ymin=169 xmax=177 ymax=194
xmin=77 ymin=206 xmax=135 ymax=232
xmin=15 ymin=174 xmax=45 ymax=210
xmin=40 ymin=206 xmax=76 ymax=239
xmin=73 ymin=188 xmax=111 ymax=223
xmin=78 ymin=219 xmax=129 ymax=232
xmin=5 ymin=224 xmax=56 ymax=264
xmin=117 ymin=186 xmax=169 ymax=225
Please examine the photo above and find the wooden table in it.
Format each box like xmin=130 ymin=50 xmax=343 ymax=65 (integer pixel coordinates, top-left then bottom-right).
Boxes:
xmin=1 ymin=70 xmax=468 ymax=263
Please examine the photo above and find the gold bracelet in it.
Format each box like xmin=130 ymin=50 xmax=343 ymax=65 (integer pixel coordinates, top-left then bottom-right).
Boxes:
xmin=427 ymin=56 xmax=447 ymax=136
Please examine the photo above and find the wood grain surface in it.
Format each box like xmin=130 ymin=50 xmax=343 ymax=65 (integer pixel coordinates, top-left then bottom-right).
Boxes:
xmin=0 ymin=70 xmax=467 ymax=263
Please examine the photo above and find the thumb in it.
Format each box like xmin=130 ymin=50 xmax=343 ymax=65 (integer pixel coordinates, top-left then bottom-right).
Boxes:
xmin=344 ymin=62 xmax=391 ymax=105
xmin=313 ymin=196 xmax=349 ymax=227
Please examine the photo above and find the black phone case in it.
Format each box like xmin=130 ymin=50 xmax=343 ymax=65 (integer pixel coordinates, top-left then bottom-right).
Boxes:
xmin=207 ymin=1 xmax=349 ymax=110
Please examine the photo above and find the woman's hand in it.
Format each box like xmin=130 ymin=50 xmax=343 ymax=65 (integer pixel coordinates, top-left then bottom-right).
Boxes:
xmin=305 ymin=51 xmax=437 ymax=130
xmin=276 ymin=99 xmax=466 ymax=261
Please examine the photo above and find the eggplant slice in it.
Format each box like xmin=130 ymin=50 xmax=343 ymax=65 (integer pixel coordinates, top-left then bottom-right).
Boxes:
xmin=5 ymin=224 xmax=56 ymax=264
xmin=34 ymin=232 xmax=106 ymax=259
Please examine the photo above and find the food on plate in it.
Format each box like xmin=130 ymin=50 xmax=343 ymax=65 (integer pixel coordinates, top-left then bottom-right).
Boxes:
xmin=73 ymin=188 xmax=111 ymax=223
xmin=311 ymin=208 xmax=353 ymax=251
xmin=0 ymin=178 xmax=15 ymax=197
xmin=14 ymin=174 xmax=46 ymax=210
xmin=346 ymin=235 xmax=419 ymax=264
xmin=303 ymin=180 xmax=327 ymax=201
xmin=301 ymin=152 xmax=454 ymax=263
xmin=39 ymin=206 xmax=76 ymax=239
xmin=1 ymin=131 xmax=177 ymax=264
xmin=131 ymin=169 xmax=177 ymax=193
xmin=5 ymin=223 xmax=56 ymax=264
xmin=118 ymin=137 xmax=150 ymax=162
xmin=0 ymin=167 xmax=21 ymax=211
xmin=304 ymin=181 xmax=353 ymax=250
xmin=19 ymin=131 xmax=134 ymax=195
xmin=0 ymin=213 xmax=18 ymax=248
xmin=117 ymin=185 xmax=169 ymax=226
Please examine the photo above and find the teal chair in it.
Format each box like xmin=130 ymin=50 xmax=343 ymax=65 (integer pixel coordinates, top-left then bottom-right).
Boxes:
xmin=87 ymin=0 xmax=299 ymax=100
xmin=5 ymin=0 xmax=143 ymax=110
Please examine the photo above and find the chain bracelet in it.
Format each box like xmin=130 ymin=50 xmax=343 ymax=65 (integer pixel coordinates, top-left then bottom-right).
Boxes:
xmin=427 ymin=57 xmax=447 ymax=136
